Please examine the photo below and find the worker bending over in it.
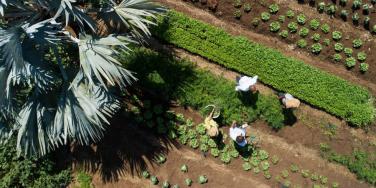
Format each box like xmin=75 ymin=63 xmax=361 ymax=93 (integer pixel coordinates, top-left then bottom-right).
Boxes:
xmin=279 ymin=93 xmax=301 ymax=109
xmin=235 ymin=75 xmax=258 ymax=94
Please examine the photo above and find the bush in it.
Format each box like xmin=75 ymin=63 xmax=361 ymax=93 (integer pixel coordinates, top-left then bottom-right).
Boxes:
xmin=332 ymin=31 xmax=342 ymax=41
xmin=244 ymin=3 xmax=251 ymax=12
xmin=269 ymin=4 xmax=279 ymax=14
xmin=252 ymin=18 xmax=260 ymax=27
xmin=345 ymin=57 xmax=356 ymax=68
xmin=357 ymin=52 xmax=367 ymax=62
xmin=288 ymin=22 xmax=298 ymax=33
xmin=279 ymin=30 xmax=289 ymax=38
xmin=321 ymin=24 xmax=330 ymax=34
xmin=270 ymin=22 xmax=281 ymax=32
xmin=286 ymin=10 xmax=295 ymax=18
xmin=353 ymin=39 xmax=363 ymax=48
xmin=344 ymin=48 xmax=353 ymax=57
xmin=309 ymin=19 xmax=320 ymax=30
xmin=334 ymin=43 xmax=344 ymax=52
xmin=278 ymin=15 xmax=286 ymax=23
xmin=154 ymin=11 xmax=376 ymax=126
xmin=311 ymin=43 xmax=322 ymax=54
xmin=311 ymin=33 xmax=321 ymax=42
xmin=297 ymin=14 xmax=306 ymax=25
xmin=333 ymin=54 xmax=342 ymax=62
xmin=261 ymin=12 xmax=271 ymax=22
xmin=299 ymin=27 xmax=309 ymax=37
xmin=318 ymin=2 xmax=326 ymax=13
xmin=0 ymin=140 xmax=71 ymax=188
xmin=360 ymin=63 xmax=369 ymax=72
xmin=234 ymin=10 xmax=242 ymax=19
xmin=297 ymin=39 xmax=307 ymax=48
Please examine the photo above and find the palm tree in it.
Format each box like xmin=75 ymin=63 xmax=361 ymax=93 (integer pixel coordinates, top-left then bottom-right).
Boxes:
xmin=0 ymin=0 xmax=165 ymax=157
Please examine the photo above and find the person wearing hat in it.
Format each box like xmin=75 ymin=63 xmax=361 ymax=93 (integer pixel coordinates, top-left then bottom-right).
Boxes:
xmin=229 ymin=120 xmax=248 ymax=147
xmin=279 ymin=93 xmax=301 ymax=109
xmin=204 ymin=110 xmax=219 ymax=138
xmin=235 ymin=75 xmax=258 ymax=94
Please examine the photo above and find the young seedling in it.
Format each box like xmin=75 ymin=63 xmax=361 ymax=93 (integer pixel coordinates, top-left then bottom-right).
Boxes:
xmin=290 ymin=164 xmax=299 ymax=173
xmin=198 ymin=175 xmax=208 ymax=184
xmin=181 ymin=164 xmax=188 ymax=173
xmin=281 ymin=169 xmax=289 ymax=179
xmin=142 ymin=171 xmax=150 ymax=179
xmin=271 ymin=155 xmax=280 ymax=165
xmin=162 ymin=181 xmax=170 ymax=188
xmin=243 ymin=162 xmax=252 ymax=171
xmin=151 ymin=176 xmax=159 ymax=185
xmin=185 ymin=178 xmax=193 ymax=186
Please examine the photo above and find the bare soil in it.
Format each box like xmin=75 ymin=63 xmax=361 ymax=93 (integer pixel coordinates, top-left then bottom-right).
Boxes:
xmin=155 ymin=0 xmax=376 ymax=96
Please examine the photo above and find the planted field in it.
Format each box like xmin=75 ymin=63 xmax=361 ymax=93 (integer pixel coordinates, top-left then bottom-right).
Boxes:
xmin=153 ymin=11 xmax=375 ymax=126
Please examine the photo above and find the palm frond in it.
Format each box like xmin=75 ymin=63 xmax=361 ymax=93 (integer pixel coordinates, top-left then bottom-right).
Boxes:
xmin=0 ymin=121 xmax=13 ymax=145
xmin=51 ymin=78 xmax=120 ymax=146
xmin=77 ymin=34 xmax=136 ymax=89
xmin=101 ymin=0 xmax=165 ymax=39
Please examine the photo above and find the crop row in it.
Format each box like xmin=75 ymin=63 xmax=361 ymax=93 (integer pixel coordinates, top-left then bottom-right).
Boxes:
xmin=152 ymin=11 xmax=375 ymax=126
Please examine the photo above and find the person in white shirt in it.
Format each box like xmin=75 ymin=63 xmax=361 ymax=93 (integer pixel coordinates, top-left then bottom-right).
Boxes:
xmin=229 ymin=120 xmax=248 ymax=147
xmin=278 ymin=93 xmax=301 ymax=109
xmin=235 ymin=75 xmax=258 ymax=93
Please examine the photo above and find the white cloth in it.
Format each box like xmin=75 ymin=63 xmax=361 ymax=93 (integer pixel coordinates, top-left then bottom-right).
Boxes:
xmin=235 ymin=76 xmax=258 ymax=92
xmin=229 ymin=127 xmax=247 ymax=147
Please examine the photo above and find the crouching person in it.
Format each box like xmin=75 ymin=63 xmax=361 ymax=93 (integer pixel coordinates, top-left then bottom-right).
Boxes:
xmin=278 ymin=93 xmax=301 ymax=109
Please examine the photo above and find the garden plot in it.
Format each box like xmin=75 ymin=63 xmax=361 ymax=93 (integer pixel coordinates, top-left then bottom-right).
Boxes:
xmin=177 ymin=0 xmax=376 ymax=86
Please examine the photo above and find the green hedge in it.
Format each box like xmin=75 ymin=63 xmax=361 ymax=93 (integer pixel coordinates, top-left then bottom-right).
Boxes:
xmin=152 ymin=11 xmax=375 ymax=127
xmin=123 ymin=48 xmax=285 ymax=129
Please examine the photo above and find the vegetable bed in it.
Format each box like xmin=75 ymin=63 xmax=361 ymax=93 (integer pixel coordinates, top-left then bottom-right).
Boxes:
xmin=153 ymin=11 xmax=375 ymax=126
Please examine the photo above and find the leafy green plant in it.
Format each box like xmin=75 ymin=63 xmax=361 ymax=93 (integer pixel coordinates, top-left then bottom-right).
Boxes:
xmin=310 ymin=19 xmax=320 ymax=30
xmin=279 ymin=15 xmax=286 ymax=23
xmin=198 ymin=175 xmax=208 ymax=184
xmin=270 ymin=22 xmax=281 ymax=32
xmin=344 ymin=48 xmax=353 ymax=57
xmin=187 ymin=129 xmax=197 ymax=139
xmin=364 ymin=17 xmax=370 ymax=28
xmin=286 ymin=10 xmax=295 ymax=18
xmin=352 ymin=13 xmax=360 ymax=24
xmin=373 ymin=25 xmax=376 ymax=34
xmin=332 ymin=31 xmax=342 ymax=41
xmin=142 ymin=171 xmax=150 ymax=178
xmin=321 ymin=24 xmax=331 ymax=34
xmin=162 ymin=181 xmax=170 ymax=188
xmin=334 ymin=43 xmax=344 ymax=52
xmin=253 ymin=167 xmax=261 ymax=174
xmin=326 ymin=4 xmax=336 ymax=15
xmin=299 ymin=27 xmax=310 ymax=37
xmin=284 ymin=180 xmax=291 ymax=187
xmin=211 ymin=148 xmax=220 ymax=157
xmin=199 ymin=135 xmax=209 ymax=145
xmin=311 ymin=173 xmax=319 ymax=181
xmin=234 ymin=10 xmax=242 ymax=19
xmin=320 ymin=175 xmax=328 ymax=184
xmin=301 ymin=169 xmax=310 ymax=178
xmin=233 ymin=0 xmax=242 ymax=8
xmin=333 ymin=54 xmax=342 ymax=62
xmin=353 ymin=39 xmax=363 ymax=48
xmin=332 ymin=182 xmax=339 ymax=188
xmin=261 ymin=161 xmax=270 ymax=171
xmin=252 ymin=18 xmax=261 ymax=27
xmin=297 ymin=14 xmax=306 ymax=25
xmin=172 ymin=184 xmax=179 ymax=188
xmin=357 ymin=52 xmax=367 ymax=62
xmin=251 ymin=157 xmax=261 ymax=167
xmin=259 ymin=150 xmax=269 ymax=160
xmin=155 ymin=11 xmax=376 ymax=126
xmin=297 ymin=39 xmax=308 ymax=48
xmin=341 ymin=10 xmax=349 ymax=20
xmin=281 ymin=169 xmax=289 ymax=178
xmin=345 ymin=57 xmax=356 ymax=68
xmin=77 ymin=171 xmax=92 ymax=188
xmin=271 ymin=155 xmax=280 ymax=165
xmin=340 ymin=0 xmax=347 ymax=6
xmin=151 ymin=176 xmax=159 ymax=185
xmin=269 ymin=4 xmax=279 ymax=14
xmin=208 ymin=139 xmax=217 ymax=148
xmin=244 ymin=3 xmax=252 ymax=12
xmin=178 ymin=134 xmax=189 ymax=145
xmin=181 ymin=164 xmax=188 ymax=173
xmin=185 ymin=178 xmax=193 ymax=186
xmin=311 ymin=43 xmax=322 ymax=54
xmin=360 ymin=63 xmax=369 ymax=72
xmin=288 ymin=22 xmax=298 ymax=33
xmin=264 ymin=171 xmax=272 ymax=179
xmin=290 ymin=164 xmax=299 ymax=173
xmin=261 ymin=12 xmax=271 ymax=22
xmin=156 ymin=155 xmax=167 ymax=164
xmin=353 ymin=0 xmax=362 ymax=9
xmin=220 ymin=152 xmax=231 ymax=164
xmin=196 ymin=124 xmax=206 ymax=135
xmin=318 ymin=2 xmax=326 ymax=13
xmin=189 ymin=139 xmax=199 ymax=149
xmin=311 ymin=33 xmax=321 ymax=42
xmin=243 ymin=162 xmax=252 ymax=171
xmin=279 ymin=30 xmax=289 ymax=38
xmin=363 ymin=4 xmax=370 ymax=14
xmin=323 ymin=39 xmax=331 ymax=46
xmin=230 ymin=149 xmax=240 ymax=158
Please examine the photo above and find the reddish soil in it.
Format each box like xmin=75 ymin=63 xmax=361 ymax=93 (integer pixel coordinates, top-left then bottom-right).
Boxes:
xmin=159 ymin=0 xmax=376 ymax=93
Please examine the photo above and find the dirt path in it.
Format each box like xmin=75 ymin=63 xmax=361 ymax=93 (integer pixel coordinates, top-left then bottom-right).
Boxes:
xmin=154 ymin=0 xmax=376 ymax=96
